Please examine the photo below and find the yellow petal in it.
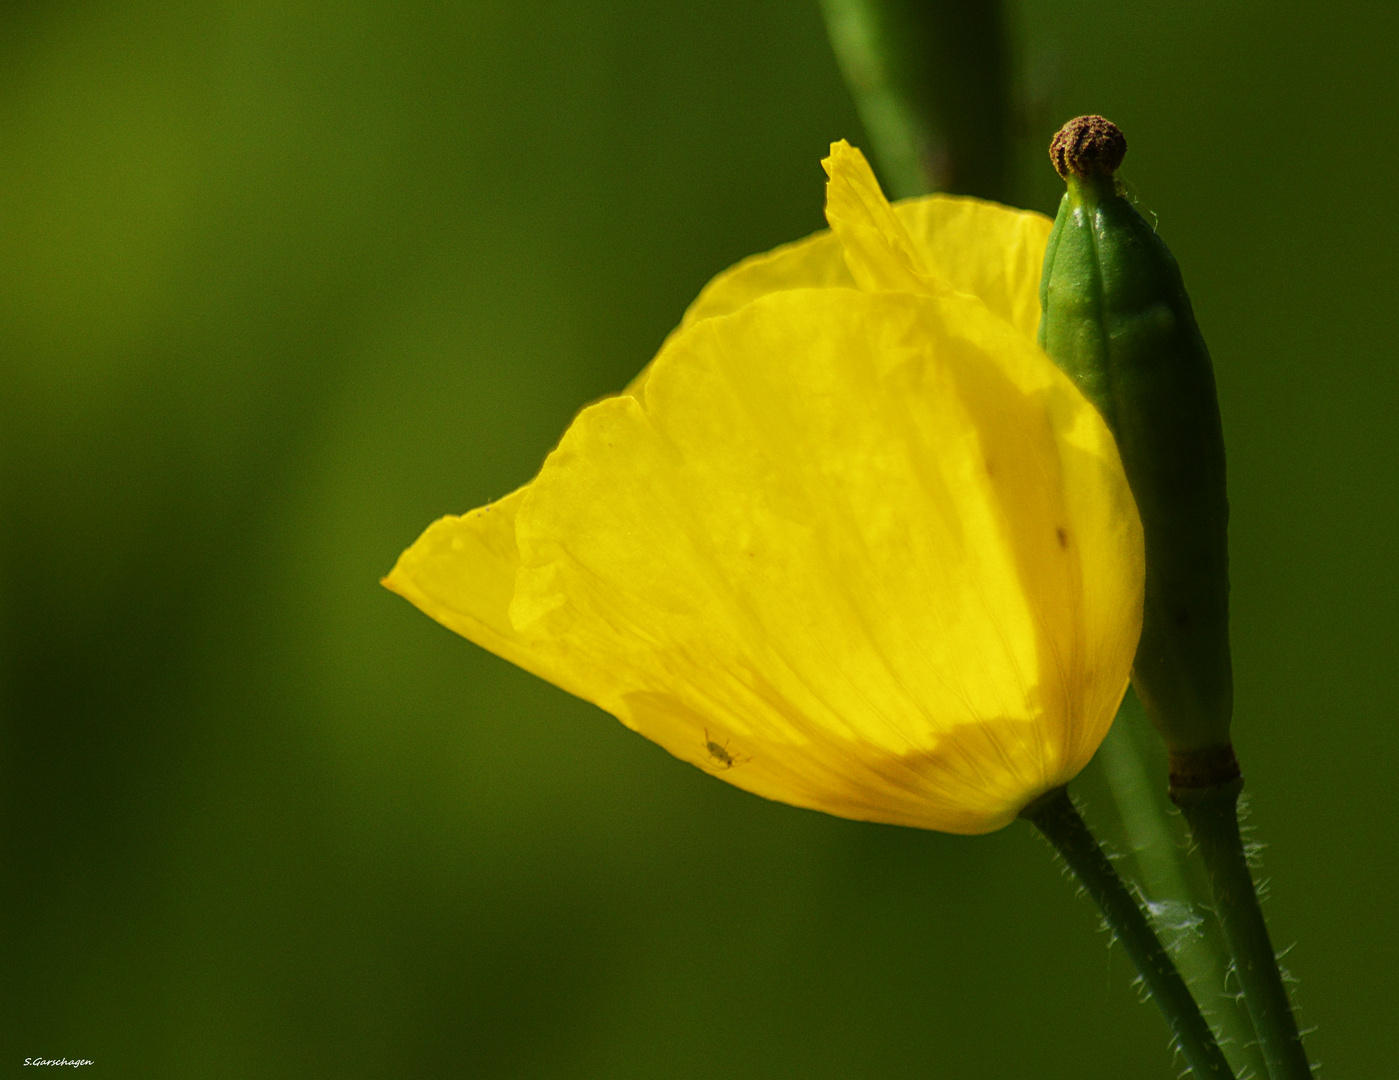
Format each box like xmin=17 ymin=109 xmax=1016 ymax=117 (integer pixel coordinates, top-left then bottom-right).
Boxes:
xmin=893 ymin=196 xmax=1053 ymax=341
xmin=625 ymin=228 xmax=852 ymax=402
xmin=382 ymin=486 xmax=617 ymax=707
xmin=384 ymin=487 xmax=532 ymax=672
xmin=392 ymin=286 xmax=1143 ymax=834
xmin=821 ymin=140 xmax=945 ymax=295
xmin=677 ymin=229 xmax=853 ymax=331
xmin=668 ymin=142 xmax=1051 ymax=353
xmin=670 ymin=141 xmax=932 ymax=342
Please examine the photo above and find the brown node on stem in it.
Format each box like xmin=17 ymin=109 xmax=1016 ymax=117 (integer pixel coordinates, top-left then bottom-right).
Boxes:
xmin=1167 ymin=744 xmax=1242 ymax=794
xmin=1050 ymin=115 xmax=1127 ymax=180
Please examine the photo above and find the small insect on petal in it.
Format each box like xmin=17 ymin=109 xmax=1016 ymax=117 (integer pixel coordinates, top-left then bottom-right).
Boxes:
xmin=703 ymin=730 xmax=748 ymax=770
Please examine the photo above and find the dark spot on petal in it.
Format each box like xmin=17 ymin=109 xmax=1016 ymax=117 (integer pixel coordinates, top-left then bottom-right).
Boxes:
xmin=1056 ymin=527 xmax=1069 ymax=548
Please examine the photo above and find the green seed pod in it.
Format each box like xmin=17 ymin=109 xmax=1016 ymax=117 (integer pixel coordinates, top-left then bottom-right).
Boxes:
xmin=1038 ymin=116 xmax=1235 ymax=777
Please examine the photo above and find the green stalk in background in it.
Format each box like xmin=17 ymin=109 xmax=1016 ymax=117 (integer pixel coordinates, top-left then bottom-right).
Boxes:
xmin=816 ymin=0 xmax=1011 ymax=200
xmin=1038 ymin=116 xmax=1311 ymax=1080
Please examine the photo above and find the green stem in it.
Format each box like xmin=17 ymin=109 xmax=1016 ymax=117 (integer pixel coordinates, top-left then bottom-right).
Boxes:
xmin=1174 ymin=781 xmax=1311 ymax=1080
xmin=1097 ymin=697 xmax=1267 ymax=1078
xmin=1023 ymin=787 xmax=1235 ymax=1080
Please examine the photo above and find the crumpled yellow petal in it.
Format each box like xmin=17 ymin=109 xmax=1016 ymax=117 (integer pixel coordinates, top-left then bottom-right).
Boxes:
xmin=386 ymin=286 xmax=1143 ymax=834
xmin=675 ymin=141 xmax=1051 ymax=342
xmin=820 ymin=140 xmax=946 ymax=296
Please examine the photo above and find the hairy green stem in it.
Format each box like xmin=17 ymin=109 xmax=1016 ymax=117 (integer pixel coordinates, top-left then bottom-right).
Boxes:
xmin=1023 ymin=787 xmax=1235 ymax=1080
xmin=1097 ymin=698 xmax=1267 ymax=1078
xmin=1174 ymin=781 xmax=1311 ymax=1080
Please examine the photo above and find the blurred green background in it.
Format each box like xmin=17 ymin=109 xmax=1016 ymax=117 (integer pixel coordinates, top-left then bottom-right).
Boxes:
xmin=3 ymin=1 xmax=1395 ymax=1076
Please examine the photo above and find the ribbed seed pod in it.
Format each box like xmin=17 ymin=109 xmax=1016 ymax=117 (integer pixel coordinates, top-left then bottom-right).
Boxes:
xmin=1038 ymin=116 xmax=1234 ymax=778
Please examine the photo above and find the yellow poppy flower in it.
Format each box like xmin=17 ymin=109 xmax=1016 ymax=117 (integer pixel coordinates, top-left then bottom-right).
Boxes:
xmin=384 ymin=141 xmax=1144 ymax=835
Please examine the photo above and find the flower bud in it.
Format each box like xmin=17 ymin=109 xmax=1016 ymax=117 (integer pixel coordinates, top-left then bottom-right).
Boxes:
xmin=1039 ymin=116 xmax=1235 ymax=774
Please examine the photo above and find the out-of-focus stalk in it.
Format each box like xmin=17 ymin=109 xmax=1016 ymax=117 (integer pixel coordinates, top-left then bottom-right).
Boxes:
xmin=816 ymin=0 xmax=1012 ymax=201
